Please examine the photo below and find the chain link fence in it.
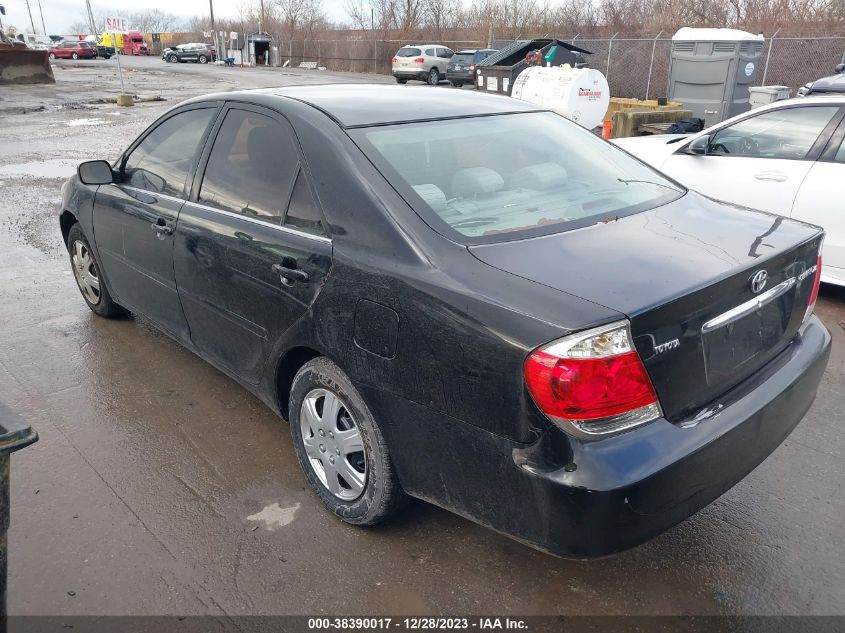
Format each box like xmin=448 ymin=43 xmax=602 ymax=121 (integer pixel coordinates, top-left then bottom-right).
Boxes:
xmin=283 ymin=36 xmax=844 ymax=97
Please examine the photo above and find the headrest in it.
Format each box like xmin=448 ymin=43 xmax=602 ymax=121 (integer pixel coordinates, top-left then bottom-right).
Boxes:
xmin=451 ymin=167 xmax=504 ymax=198
xmin=511 ymin=163 xmax=568 ymax=190
xmin=412 ymin=184 xmax=447 ymax=213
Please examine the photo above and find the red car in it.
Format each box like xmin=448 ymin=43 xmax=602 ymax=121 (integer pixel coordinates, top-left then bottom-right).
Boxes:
xmin=48 ymin=41 xmax=97 ymax=60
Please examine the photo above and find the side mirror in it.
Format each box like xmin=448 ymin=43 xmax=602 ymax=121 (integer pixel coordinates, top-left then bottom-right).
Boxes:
xmin=686 ymin=135 xmax=710 ymax=155
xmin=78 ymin=160 xmax=114 ymax=185
xmin=836 ymin=63 xmax=845 ymax=74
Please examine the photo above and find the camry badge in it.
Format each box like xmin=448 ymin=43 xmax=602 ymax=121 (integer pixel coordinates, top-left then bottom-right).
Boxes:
xmin=750 ymin=270 xmax=768 ymax=294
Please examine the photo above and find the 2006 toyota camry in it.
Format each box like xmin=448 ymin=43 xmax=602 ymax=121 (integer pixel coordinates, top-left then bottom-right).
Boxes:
xmin=60 ymin=85 xmax=831 ymax=558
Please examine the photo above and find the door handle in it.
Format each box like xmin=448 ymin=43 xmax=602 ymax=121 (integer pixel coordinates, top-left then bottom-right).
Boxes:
xmin=272 ymin=263 xmax=309 ymax=285
xmin=754 ymin=171 xmax=788 ymax=182
xmin=151 ymin=218 xmax=174 ymax=237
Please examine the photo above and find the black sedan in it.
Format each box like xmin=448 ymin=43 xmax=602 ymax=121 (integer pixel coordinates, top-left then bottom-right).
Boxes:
xmin=60 ymin=86 xmax=830 ymax=558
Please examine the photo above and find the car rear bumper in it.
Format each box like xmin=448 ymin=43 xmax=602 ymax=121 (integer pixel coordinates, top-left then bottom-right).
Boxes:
xmin=365 ymin=315 xmax=830 ymax=558
xmin=446 ymin=71 xmax=474 ymax=82
xmin=392 ymin=69 xmax=426 ymax=79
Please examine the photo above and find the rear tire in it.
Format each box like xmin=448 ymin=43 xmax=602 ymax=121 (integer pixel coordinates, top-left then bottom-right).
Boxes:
xmin=49 ymin=52 xmax=56 ymax=59
xmin=290 ymin=357 xmax=409 ymax=526
xmin=67 ymin=224 xmax=127 ymax=319
xmin=451 ymin=81 xmax=462 ymax=87
xmin=427 ymin=67 xmax=440 ymax=85
xmin=395 ymin=77 xmax=407 ymax=84
xmin=198 ymin=55 xmax=208 ymax=64
xmin=71 ymin=52 xmax=78 ymax=60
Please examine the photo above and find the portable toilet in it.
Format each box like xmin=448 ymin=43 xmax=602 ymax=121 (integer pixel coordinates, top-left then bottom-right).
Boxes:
xmin=668 ymin=27 xmax=765 ymax=127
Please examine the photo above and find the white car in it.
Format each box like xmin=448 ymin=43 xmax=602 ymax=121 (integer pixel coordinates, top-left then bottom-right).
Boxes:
xmin=614 ymin=95 xmax=845 ymax=286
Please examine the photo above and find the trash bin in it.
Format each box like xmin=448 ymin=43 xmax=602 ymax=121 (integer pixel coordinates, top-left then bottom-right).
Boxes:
xmin=749 ymin=85 xmax=791 ymax=108
xmin=0 ymin=403 xmax=38 ymax=618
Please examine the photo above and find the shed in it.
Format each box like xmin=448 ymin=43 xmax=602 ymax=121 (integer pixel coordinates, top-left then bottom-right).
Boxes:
xmin=476 ymin=38 xmax=591 ymax=96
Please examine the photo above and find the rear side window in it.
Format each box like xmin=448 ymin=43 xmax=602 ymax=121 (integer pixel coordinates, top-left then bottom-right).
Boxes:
xmin=835 ymin=140 xmax=845 ymax=163
xmin=425 ymin=48 xmax=435 ymax=56
xmin=199 ymin=109 xmax=299 ymax=223
xmin=708 ymin=106 xmax=840 ymax=160
xmin=396 ymin=48 xmax=421 ymax=57
xmin=477 ymin=50 xmax=495 ymax=61
xmin=123 ymin=108 xmax=215 ymax=197
xmin=284 ymin=170 xmax=324 ymax=235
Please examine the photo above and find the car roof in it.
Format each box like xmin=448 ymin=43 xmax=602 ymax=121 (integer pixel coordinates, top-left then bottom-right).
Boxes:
xmin=210 ymin=84 xmax=543 ymax=128
xmin=400 ymin=44 xmax=443 ymax=49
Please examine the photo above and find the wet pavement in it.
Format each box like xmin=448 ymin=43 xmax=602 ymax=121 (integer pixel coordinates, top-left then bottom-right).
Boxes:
xmin=0 ymin=58 xmax=844 ymax=617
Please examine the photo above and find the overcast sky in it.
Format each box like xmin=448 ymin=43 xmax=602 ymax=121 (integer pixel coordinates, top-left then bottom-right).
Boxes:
xmin=1 ymin=0 xmax=351 ymax=34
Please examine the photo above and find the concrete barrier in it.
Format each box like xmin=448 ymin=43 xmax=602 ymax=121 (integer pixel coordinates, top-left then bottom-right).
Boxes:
xmin=0 ymin=49 xmax=55 ymax=86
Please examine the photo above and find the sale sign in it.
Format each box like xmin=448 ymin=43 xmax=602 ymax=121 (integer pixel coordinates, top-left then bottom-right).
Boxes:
xmin=104 ymin=16 xmax=128 ymax=31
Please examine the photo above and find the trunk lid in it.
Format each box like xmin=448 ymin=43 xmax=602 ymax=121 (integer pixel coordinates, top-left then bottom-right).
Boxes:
xmin=469 ymin=192 xmax=823 ymax=421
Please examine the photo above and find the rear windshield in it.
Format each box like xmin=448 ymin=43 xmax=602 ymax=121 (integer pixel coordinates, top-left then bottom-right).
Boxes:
xmin=451 ymin=54 xmax=473 ymax=64
xmin=352 ymin=112 xmax=685 ymax=243
xmin=396 ymin=48 xmax=421 ymax=57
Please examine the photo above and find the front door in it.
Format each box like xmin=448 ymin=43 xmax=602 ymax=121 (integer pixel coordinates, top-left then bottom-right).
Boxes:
xmin=174 ymin=105 xmax=332 ymax=384
xmin=663 ymin=104 xmax=842 ymax=215
xmin=93 ymin=105 xmax=219 ymax=339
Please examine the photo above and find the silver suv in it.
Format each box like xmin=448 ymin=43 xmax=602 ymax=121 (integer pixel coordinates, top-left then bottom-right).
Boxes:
xmin=392 ymin=45 xmax=454 ymax=85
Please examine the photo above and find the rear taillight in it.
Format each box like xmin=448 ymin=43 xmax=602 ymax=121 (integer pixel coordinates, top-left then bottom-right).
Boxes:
xmin=469 ymin=64 xmax=476 ymax=70
xmin=804 ymin=254 xmax=822 ymax=321
xmin=524 ymin=321 xmax=661 ymax=438
xmin=414 ymin=57 xmax=425 ymax=63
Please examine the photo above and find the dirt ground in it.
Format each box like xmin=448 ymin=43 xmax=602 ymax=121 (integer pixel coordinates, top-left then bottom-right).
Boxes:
xmin=0 ymin=56 xmax=843 ymax=617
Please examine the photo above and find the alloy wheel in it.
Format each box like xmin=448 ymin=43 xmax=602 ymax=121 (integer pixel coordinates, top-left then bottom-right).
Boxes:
xmin=428 ymin=67 xmax=439 ymax=85
xmin=71 ymin=240 xmax=101 ymax=305
xmin=299 ymin=388 xmax=367 ymax=501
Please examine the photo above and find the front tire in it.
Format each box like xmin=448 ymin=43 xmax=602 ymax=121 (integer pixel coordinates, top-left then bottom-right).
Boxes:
xmin=290 ymin=358 xmax=409 ymax=525
xmin=67 ymin=224 xmax=127 ymax=318
xmin=167 ymin=54 xmax=177 ymax=63
xmin=71 ymin=52 xmax=79 ymax=60
xmin=427 ymin=67 xmax=440 ymax=85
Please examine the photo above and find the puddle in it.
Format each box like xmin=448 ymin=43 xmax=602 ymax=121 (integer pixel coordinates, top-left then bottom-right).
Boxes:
xmin=0 ymin=158 xmax=79 ymax=179
xmin=65 ymin=118 xmax=107 ymax=127
xmin=246 ymin=502 xmax=301 ymax=531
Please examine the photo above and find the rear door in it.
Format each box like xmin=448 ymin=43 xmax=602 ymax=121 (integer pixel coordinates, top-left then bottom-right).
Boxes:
xmin=93 ymin=104 xmax=219 ymax=340
xmin=174 ymin=104 xmax=332 ymax=384
xmin=791 ymin=115 xmax=845 ymax=284
xmin=661 ymin=104 xmax=842 ymax=215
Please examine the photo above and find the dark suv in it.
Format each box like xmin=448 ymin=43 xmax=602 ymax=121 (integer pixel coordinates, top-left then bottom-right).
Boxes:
xmin=798 ymin=63 xmax=845 ymax=96
xmin=164 ymin=43 xmax=216 ymax=64
xmin=446 ymin=49 xmax=497 ymax=87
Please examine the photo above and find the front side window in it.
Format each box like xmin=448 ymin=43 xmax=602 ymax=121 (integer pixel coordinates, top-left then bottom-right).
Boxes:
xmin=199 ymin=109 xmax=299 ymax=223
xmin=123 ymin=108 xmax=215 ymax=196
xmin=708 ymin=106 xmax=839 ymax=159
xmin=352 ymin=111 xmax=684 ymax=241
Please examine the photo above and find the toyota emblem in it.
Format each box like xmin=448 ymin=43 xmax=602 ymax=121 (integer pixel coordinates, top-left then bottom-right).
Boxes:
xmin=750 ymin=270 xmax=768 ymax=294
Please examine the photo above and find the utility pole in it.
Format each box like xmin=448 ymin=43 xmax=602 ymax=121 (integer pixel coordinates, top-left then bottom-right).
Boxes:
xmin=23 ymin=0 xmax=36 ymax=34
xmin=37 ymin=0 xmax=45 ymax=35
xmin=85 ymin=0 xmax=96 ymax=34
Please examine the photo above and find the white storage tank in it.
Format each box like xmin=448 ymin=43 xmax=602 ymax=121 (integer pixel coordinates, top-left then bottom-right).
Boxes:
xmin=511 ymin=66 xmax=610 ymax=130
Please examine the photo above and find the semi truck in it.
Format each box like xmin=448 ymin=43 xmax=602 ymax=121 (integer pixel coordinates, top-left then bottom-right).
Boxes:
xmin=98 ymin=31 xmax=149 ymax=56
